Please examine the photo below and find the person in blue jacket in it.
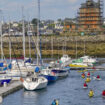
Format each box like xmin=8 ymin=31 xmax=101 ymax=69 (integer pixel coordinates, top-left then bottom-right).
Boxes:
xmin=51 ymin=99 xmax=56 ymax=105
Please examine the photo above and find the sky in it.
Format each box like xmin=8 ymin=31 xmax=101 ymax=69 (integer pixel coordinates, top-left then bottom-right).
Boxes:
xmin=0 ymin=0 xmax=105 ymax=21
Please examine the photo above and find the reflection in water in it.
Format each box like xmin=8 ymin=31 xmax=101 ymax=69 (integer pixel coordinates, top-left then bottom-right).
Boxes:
xmin=23 ymin=89 xmax=47 ymax=105
xmin=23 ymin=91 xmax=38 ymax=98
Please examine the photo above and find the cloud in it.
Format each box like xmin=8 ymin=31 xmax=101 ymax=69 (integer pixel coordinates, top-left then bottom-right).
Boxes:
xmin=68 ymin=0 xmax=78 ymax=3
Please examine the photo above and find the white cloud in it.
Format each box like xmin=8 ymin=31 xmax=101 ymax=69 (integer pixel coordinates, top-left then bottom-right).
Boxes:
xmin=68 ymin=0 xmax=78 ymax=3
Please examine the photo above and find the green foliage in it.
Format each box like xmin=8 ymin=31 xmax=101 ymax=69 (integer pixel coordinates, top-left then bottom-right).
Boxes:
xmin=31 ymin=18 xmax=38 ymax=26
xmin=31 ymin=18 xmax=44 ymax=27
xmin=48 ymin=24 xmax=55 ymax=29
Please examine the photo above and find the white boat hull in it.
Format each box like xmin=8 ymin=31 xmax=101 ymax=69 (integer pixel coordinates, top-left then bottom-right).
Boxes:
xmin=23 ymin=77 xmax=48 ymax=91
xmin=83 ymin=86 xmax=88 ymax=89
xmin=93 ymin=77 xmax=101 ymax=81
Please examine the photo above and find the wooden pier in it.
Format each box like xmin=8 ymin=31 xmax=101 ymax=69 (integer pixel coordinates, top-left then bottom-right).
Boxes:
xmin=0 ymin=81 xmax=23 ymax=97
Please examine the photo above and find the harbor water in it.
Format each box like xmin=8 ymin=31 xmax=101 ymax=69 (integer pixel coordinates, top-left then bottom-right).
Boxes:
xmin=1 ymin=70 xmax=105 ymax=105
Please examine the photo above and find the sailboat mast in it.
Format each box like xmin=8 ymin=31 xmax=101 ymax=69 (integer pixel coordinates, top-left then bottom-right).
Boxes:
xmin=28 ymin=20 xmax=31 ymax=58
xmin=0 ymin=10 xmax=3 ymax=62
xmin=51 ymin=36 xmax=53 ymax=59
xmin=22 ymin=7 xmax=25 ymax=61
xmin=9 ymin=20 xmax=11 ymax=62
xmin=62 ymin=40 xmax=64 ymax=55
xmin=65 ymin=34 xmax=66 ymax=54
xmin=75 ymin=37 xmax=77 ymax=59
xmin=84 ymin=39 xmax=86 ymax=56
xmin=37 ymin=0 xmax=41 ymax=65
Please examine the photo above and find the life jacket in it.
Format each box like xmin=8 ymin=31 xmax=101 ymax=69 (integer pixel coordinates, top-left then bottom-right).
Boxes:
xmin=89 ymin=90 xmax=94 ymax=97
xmin=86 ymin=78 xmax=91 ymax=82
xmin=97 ymin=75 xmax=100 ymax=79
xmin=87 ymin=72 xmax=90 ymax=76
xmin=102 ymin=91 xmax=105 ymax=96
xmin=84 ymin=83 xmax=87 ymax=87
xmin=56 ymin=100 xmax=59 ymax=105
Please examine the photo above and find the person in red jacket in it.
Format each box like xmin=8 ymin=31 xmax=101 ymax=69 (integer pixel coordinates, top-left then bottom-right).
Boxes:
xmin=102 ymin=90 xmax=105 ymax=97
xmin=83 ymin=82 xmax=88 ymax=88
xmin=87 ymin=72 xmax=90 ymax=77
xmin=97 ymin=75 xmax=100 ymax=79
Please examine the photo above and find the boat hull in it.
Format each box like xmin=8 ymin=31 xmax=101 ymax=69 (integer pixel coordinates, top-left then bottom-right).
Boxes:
xmin=43 ymin=75 xmax=58 ymax=82
xmin=70 ymin=64 xmax=87 ymax=68
xmin=51 ymin=69 xmax=69 ymax=77
xmin=23 ymin=77 xmax=48 ymax=91
xmin=83 ymin=86 xmax=88 ymax=89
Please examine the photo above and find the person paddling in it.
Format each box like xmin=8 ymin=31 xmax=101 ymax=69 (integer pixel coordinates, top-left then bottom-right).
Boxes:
xmin=89 ymin=89 xmax=94 ymax=97
xmin=51 ymin=99 xmax=59 ymax=105
xmin=81 ymin=73 xmax=85 ymax=78
xmin=87 ymin=72 xmax=90 ymax=77
xmin=55 ymin=99 xmax=59 ymax=105
xmin=83 ymin=82 xmax=88 ymax=88
xmin=102 ymin=90 xmax=105 ymax=97
xmin=97 ymin=75 xmax=100 ymax=79
xmin=96 ymin=75 xmax=101 ymax=80
xmin=51 ymin=99 xmax=56 ymax=105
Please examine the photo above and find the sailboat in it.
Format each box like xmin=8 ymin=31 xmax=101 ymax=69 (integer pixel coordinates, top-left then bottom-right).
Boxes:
xmin=8 ymin=12 xmax=30 ymax=78
xmin=11 ymin=8 xmax=36 ymax=74
xmin=0 ymin=12 xmax=12 ymax=85
xmin=46 ymin=36 xmax=69 ymax=78
xmin=22 ymin=0 xmax=48 ymax=90
xmin=40 ymin=36 xmax=58 ymax=82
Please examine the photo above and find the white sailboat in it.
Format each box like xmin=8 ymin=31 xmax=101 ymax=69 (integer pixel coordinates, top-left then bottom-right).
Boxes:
xmin=8 ymin=8 xmax=37 ymax=81
xmin=22 ymin=0 xmax=48 ymax=90
xmin=23 ymin=74 xmax=48 ymax=90
xmin=0 ymin=11 xmax=12 ymax=84
xmin=11 ymin=7 xmax=35 ymax=72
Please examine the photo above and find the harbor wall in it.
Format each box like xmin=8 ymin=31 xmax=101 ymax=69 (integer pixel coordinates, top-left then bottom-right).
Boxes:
xmin=1 ymin=35 xmax=105 ymax=58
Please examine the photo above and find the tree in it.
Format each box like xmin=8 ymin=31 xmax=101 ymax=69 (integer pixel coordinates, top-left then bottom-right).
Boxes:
xmin=31 ymin=18 xmax=43 ymax=27
xmin=57 ymin=18 xmax=62 ymax=22
xmin=31 ymin=18 xmax=38 ymax=26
